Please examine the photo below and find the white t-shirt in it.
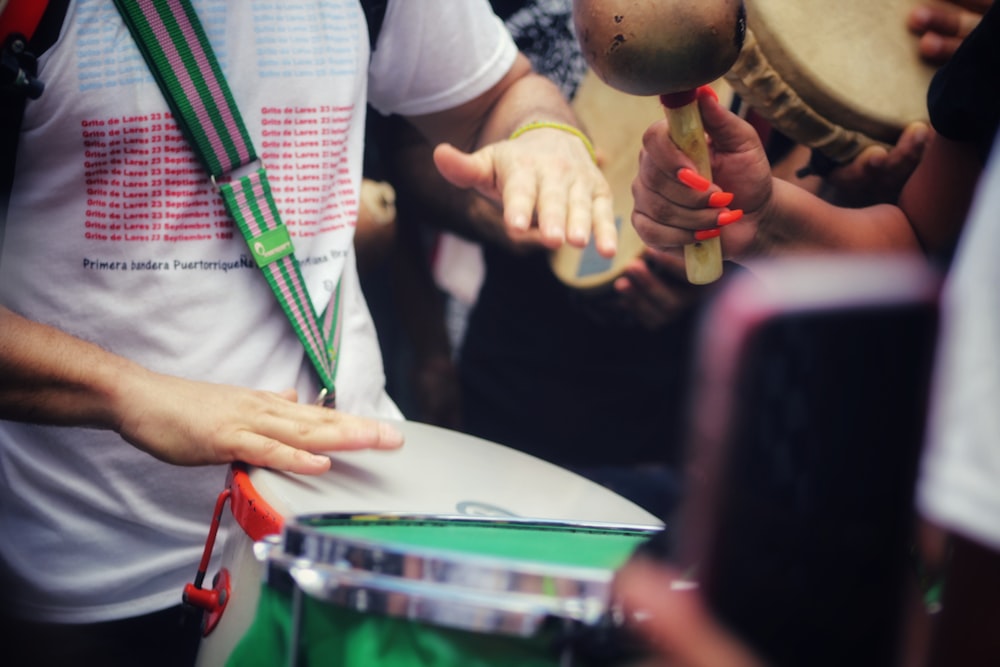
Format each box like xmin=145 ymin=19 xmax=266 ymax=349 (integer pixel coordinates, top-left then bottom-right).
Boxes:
xmin=0 ymin=0 xmax=516 ymax=622
xmin=917 ymin=140 xmax=1000 ymax=553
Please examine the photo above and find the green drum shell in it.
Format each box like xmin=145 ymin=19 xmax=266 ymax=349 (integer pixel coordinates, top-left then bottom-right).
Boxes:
xmin=227 ymin=514 xmax=660 ymax=666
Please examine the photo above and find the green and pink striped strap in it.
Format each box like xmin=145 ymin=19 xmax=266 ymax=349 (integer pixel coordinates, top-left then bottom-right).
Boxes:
xmin=113 ymin=0 xmax=342 ymax=406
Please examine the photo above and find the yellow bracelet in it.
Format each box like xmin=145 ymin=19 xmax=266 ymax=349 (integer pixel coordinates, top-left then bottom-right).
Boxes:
xmin=508 ymin=121 xmax=597 ymax=164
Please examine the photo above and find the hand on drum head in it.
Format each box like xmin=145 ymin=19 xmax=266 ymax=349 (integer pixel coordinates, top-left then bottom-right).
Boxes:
xmin=775 ymin=121 xmax=932 ymax=207
xmin=825 ymin=122 xmax=931 ymax=206
xmin=115 ymin=374 xmax=404 ymax=474
xmin=631 ymin=91 xmax=766 ymax=261
xmin=907 ymin=0 xmax=991 ymax=65
xmin=432 ymin=125 xmax=617 ymax=256
xmin=615 ymin=556 xmax=766 ymax=667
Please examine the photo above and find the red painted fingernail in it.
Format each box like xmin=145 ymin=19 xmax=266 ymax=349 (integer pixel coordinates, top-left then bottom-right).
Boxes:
xmin=697 ymin=85 xmax=719 ymax=103
xmin=708 ymin=191 xmax=734 ymax=208
xmin=678 ymin=168 xmax=711 ymax=192
xmin=694 ymin=228 xmax=721 ymax=241
xmin=717 ymin=209 xmax=744 ymax=226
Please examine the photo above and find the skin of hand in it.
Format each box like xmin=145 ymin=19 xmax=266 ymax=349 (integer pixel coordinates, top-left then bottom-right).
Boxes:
xmin=615 ymin=557 xmax=767 ymax=667
xmin=383 ymin=118 xmax=554 ymax=254
xmin=432 ymin=126 xmax=615 ymax=254
xmin=0 ymin=306 xmax=404 ymax=475
xmin=907 ymin=0 xmax=991 ymax=65
xmin=773 ymin=122 xmax=931 ymax=208
xmin=631 ymin=90 xmax=770 ymax=261
xmin=632 ymin=91 xmax=932 ymax=261
xmin=405 ymin=54 xmax=617 ymax=259
xmin=821 ymin=122 xmax=931 ymax=206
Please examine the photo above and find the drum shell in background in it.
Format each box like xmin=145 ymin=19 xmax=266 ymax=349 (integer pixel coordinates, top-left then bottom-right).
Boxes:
xmin=230 ymin=515 xmax=659 ymax=666
xmin=195 ymin=420 xmax=661 ymax=666
xmin=725 ymin=0 xmax=937 ymax=164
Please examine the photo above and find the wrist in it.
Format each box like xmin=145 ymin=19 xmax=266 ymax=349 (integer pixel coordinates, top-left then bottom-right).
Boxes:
xmin=748 ymin=178 xmax=797 ymax=258
xmin=508 ymin=121 xmax=597 ymax=164
xmin=101 ymin=355 xmax=163 ymax=434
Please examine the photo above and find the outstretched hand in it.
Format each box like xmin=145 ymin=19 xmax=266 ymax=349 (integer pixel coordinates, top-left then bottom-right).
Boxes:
xmin=432 ymin=125 xmax=617 ymax=257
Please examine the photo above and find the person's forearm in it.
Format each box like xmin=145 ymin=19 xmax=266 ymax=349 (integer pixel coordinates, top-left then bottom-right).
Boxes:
xmin=468 ymin=69 xmax=582 ymax=149
xmin=752 ymin=179 xmax=924 ymax=257
xmin=1 ymin=304 xmax=406 ymax=472
xmin=407 ymin=53 xmax=582 ymax=152
xmin=758 ymin=132 xmax=977 ymax=259
xmin=0 ymin=305 xmax=138 ymax=430
xmin=898 ymin=131 xmax=981 ymax=255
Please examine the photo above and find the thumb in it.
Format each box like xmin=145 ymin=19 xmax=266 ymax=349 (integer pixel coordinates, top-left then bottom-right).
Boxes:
xmin=697 ymin=92 xmax=755 ymax=153
xmin=432 ymin=143 xmax=499 ymax=197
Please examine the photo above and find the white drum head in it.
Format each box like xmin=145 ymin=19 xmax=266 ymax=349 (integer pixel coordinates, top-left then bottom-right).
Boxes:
xmin=743 ymin=0 xmax=935 ymax=144
xmin=251 ymin=419 xmax=662 ymax=526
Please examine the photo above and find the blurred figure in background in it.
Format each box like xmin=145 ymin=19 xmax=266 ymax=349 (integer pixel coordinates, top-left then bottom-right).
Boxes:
xmin=915 ymin=128 xmax=1000 ymax=667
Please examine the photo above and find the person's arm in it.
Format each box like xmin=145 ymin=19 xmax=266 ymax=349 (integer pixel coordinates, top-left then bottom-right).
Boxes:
xmin=752 ymin=179 xmax=923 ymax=257
xmin=403 ymin=53 xmax=617 ymax=257
xmin=898 ymin=130 xmax=983 ymax=254
xmin=0 ymin=306 xmax=403 ymax=473
xmin=757 ymin=131 xmax=983 ymax=257
xmin=771 ymin=122 xmax=930 ymax=208
xmin=630 ymin=90 xmax=953 ymax=262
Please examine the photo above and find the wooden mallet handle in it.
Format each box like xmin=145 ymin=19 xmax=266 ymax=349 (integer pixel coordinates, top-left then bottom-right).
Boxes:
xmin=572 ymin=0 xmax=746 ymax=285
xmin=661 ymin=90 xmax=723 ymax=285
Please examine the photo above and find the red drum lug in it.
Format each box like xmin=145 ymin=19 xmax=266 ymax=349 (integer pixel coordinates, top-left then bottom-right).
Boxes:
xmin=182 ymin=486 xmax=232 ymax=636
xmin=182 ymin=464 xmax=284 ymax=636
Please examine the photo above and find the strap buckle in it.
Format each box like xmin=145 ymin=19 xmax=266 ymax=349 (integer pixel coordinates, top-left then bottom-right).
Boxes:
xmin=314 ymin=387 xmax=336 ymax=409
xmin=210 ymin=157 xmax=264 ymax=192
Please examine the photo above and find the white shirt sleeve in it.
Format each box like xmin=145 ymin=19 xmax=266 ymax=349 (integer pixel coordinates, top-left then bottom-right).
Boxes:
xmin=366 ymin=0 xmax=519 ymax=117
xmin=917 ymin=137 xmax=1000 ymax=552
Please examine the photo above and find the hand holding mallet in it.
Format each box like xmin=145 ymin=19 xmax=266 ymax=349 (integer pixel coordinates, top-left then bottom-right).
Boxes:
xmin=573 ymin=0 xmax=746 ymax=284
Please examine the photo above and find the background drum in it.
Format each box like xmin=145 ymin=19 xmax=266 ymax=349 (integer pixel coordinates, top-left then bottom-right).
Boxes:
xmin=725 ymin=0 xmax=937 ymax=164
xmin=194 ymin=419 xmax=661 ymax=665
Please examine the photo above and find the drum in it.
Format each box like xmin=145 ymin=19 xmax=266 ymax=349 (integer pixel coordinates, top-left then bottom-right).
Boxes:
xmin=229 ymin=514 xmax=658 ymax=666
xmin=192 ymin=419 xmax=662 ymax=666
xmin=725 ymin=0 xmax=938 ymax=164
